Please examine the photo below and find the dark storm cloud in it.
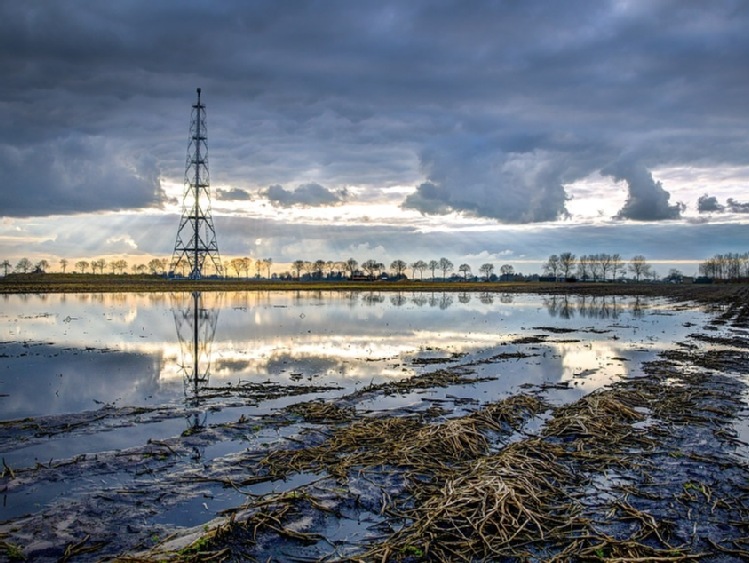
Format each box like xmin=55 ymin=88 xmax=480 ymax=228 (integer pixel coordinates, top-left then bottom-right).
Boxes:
xmin=403 ymin=142 xmax=571 ymax=222
xmin=726 ymin=198 xmax=749 ymax=214
xmin=1 ymin=0 xmax=748 ymax=221
xmin=216 ymin=188 xmax=252 ymax=201
xmin=261 ymin=183 xmax=346 ymax=208
xmin=698 ymin=194 xmax=724 ymax=213
xmin=695 ymin=195 xmax=749 ymax=215
xmin=0 ymin=136 xmax=164 ymax=216
xmin=603 ymin=158 xmax=683 ymax=221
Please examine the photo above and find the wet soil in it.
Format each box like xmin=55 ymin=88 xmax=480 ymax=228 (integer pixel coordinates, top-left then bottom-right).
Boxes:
xmin=2 ymin=285 xmax=749 ymax=561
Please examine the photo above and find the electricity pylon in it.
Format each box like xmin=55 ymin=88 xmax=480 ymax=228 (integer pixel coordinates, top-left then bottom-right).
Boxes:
xmin=170 ymin=88 xmax=223 ymax=279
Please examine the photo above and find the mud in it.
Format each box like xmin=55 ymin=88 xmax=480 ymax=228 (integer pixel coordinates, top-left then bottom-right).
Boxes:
xmin=1 ymin=287 xmax=749 ymax=561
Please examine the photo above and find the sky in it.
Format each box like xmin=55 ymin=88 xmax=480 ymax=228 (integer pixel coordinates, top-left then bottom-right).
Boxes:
xmin=1 ymin=0 xmax=749 ymax=277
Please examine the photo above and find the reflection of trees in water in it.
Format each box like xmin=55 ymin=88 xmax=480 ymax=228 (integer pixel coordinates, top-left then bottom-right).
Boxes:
xmin=500 ymin=293 xmax=514 ymax=304
xmin=543 ymin=295 xmax=648 ymax=319
xmin=345 ymin=290 xmax=359 ymax=308
xmin=479 ymin=292 xmax=494 ymax=304
xmin=411 ymin=294 xmax=428 ymax=307
xmin=362 ymin=292 xmax=385 ymax=305
xmin=424 ymin=292 xmax=454 ymax=309
xmin=630 ymin=296 xmax=646 ymax=318
xmin=543 ymin=295 xmax=585 ymax=319
xmin=576 ymin=295 xmax=622 ymax=319
xmin=171 ymin=291 xmax=222 ymax=432
xmin=390 ymin=292 xmax=407 ymax=307
xmin=458 ymin=292 xmax=471 ymax=304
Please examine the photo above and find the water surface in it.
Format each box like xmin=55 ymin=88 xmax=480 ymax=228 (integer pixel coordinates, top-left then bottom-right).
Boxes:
xmin=0 ymin=290 xmax=713 ymax=528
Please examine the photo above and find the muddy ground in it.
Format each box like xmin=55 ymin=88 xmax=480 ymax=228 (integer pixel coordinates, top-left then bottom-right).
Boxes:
xmin=2 ymin=284 xmax=749 ymax=561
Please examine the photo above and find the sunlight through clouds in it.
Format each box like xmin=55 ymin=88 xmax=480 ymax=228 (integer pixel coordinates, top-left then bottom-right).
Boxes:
xmin=1 ymin=1 xmax=748 ymax=275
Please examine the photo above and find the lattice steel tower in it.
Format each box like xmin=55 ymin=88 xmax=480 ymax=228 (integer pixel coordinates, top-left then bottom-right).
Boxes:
xmin=171 ymin=88 xmax=223 ymax=279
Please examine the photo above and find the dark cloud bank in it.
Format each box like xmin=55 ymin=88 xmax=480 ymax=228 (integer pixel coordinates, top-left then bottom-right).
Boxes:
xmin=262 ymin=183 xmax=347 ymax=208
xmin=1 ymin=0 xmax=747 ymax=222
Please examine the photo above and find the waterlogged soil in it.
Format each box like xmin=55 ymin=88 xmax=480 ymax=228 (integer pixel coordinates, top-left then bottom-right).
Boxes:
xmin=2 ymin=286 xmax=749 ymax=561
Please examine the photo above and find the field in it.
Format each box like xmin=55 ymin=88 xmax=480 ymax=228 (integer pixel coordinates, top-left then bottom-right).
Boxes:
xmin=0 ymin=272 xmax=742 ymax=301
xmin=2 ymin=278 xmax=749 ymax=561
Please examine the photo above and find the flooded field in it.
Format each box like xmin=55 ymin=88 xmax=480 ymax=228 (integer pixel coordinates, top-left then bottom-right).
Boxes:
xmin=1 ymin=289 xmax=748 ymax=561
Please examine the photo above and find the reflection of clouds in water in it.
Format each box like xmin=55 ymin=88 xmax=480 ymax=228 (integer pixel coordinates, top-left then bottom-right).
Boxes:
xmin=0 ymin=291 xmax=715 ymax=421
xmin=0 ymin=345 xmax=162 ymax=419
xmin=553 ymin=342 xmax=630 ymax=391
xmin=210 ymin=337 xmax=417 ymax=380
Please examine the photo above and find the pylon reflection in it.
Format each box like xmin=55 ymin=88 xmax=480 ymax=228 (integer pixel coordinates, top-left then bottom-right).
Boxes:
xmin=171 ymin=291 xmax=222 ymax=432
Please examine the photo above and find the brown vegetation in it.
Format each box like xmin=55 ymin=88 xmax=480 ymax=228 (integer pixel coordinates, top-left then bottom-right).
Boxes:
xmin=2 ymin=272 xmax=748 ymax=302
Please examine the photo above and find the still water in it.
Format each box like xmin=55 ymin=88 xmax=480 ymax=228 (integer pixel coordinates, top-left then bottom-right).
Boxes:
xmin=0 ymin=290 xmax=714 ymax=531
xmin=1 ymin=290 xmax=702 ymax=420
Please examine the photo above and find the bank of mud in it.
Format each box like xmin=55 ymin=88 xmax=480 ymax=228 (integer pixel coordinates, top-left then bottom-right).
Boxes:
xmin=2 ymin=287 xmax=749 ymax=561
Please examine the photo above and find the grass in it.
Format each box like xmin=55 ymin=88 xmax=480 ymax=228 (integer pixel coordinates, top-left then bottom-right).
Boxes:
xmin=1 ymin=272 xmax=746 ymax=301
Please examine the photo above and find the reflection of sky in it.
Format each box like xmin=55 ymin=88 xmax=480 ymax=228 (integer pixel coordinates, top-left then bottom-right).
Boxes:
xmin=0 ymin=291 xmax=713 ymax=421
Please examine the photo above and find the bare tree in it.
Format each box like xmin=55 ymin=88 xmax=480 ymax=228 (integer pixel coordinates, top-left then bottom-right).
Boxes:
xmin=499 ymin=264 xmax=514 ymax=279
xmin=36 ymin=259 xmax=50 ymax=273
xmin=1 ymin=260 xmax=11 ymax=276
xmin=699 ymin=252 xmax=749 ymax=281
xmin=600 ymin=253 xmax=614 ymax=281
xmin=362 ymin=259 xmax=381 ymax=278
xmin=15 ymin=258 xmax=33 ymax=273
xmin=390 ymin=259 xmax=407 ymax=278
xmin=628 ymin=255 xmax=652 ymax=281
xmin=293 ymin=260 xmax=305 ymax=279
xmin=577 ymin=255 xmax=591 ymax=281
xmin=543 ymin=255 xmax=560 ymax=280
xmin=428 ymin=260 xmax=439 ymax=279
xmin=439 ymin=257 xmax=454 ymax=280
xmin=610 ymin=254 xmax=623 ymax=280
xmin=75 ymin=260 xmax=90 ymax=274
xmin=411 ymin=260 xmax=427 ymax=280
xmin=311 ymin=259 xmax=325 ymax=278
xmin=91 ymin=258 xmax=106 ymax=274
xmin=147 ymin=258 xmax=163 ymax=275
xmin=665 ymin=268 xmax=683 ymax=283
xmin=302 ymin=261 xmax=315 ymax=277
xmin=559 ymin=252 xmax=576 ymax=279
xmin=590 ymin=254 xmax=605 ymax=281
xmin=59 ymin=258 xmax=68 ymax=273
xmin=113 ymin=259 xmax=128 ymax=274
xmin=458 ymin=263 xmax=472 ymax=279
xmin=345 ymin=258 xmax=358 ymax=278
xmin=479 ymin=263 xmax=494 ymax=281
xmin=230 ymin=258 xmax=244 ymax=277
xmin=240 ymin=257 xmax=252 ymax=277
xmin=325 ymin=260 xmax=336 ymax=277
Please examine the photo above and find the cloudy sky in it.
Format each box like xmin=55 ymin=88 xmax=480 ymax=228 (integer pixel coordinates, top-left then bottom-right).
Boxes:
xmin=1 ymin=0 xmax=748 ymax=276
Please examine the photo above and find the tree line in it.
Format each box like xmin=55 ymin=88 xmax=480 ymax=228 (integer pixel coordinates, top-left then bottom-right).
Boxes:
xmin=698 ymin=252 xmax=749 ymax=281
xmin=540 ymin=253 xmax=660 ymax=282
xmin=0 ymin=251 xmax=719 ymax=283
xmin=2 ymin=257 xmax=167 ymax=276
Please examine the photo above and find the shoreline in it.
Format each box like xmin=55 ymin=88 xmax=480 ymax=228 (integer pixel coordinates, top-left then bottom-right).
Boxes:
xmin=1 ymin=273 xmax=746 ymax=302
xmin=2 ymin=284 xmax=749 ymax=560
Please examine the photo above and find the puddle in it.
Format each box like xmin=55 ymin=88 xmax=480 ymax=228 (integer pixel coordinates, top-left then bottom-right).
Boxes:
xmin=0 ymin=290 xmax=730 ymax=560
